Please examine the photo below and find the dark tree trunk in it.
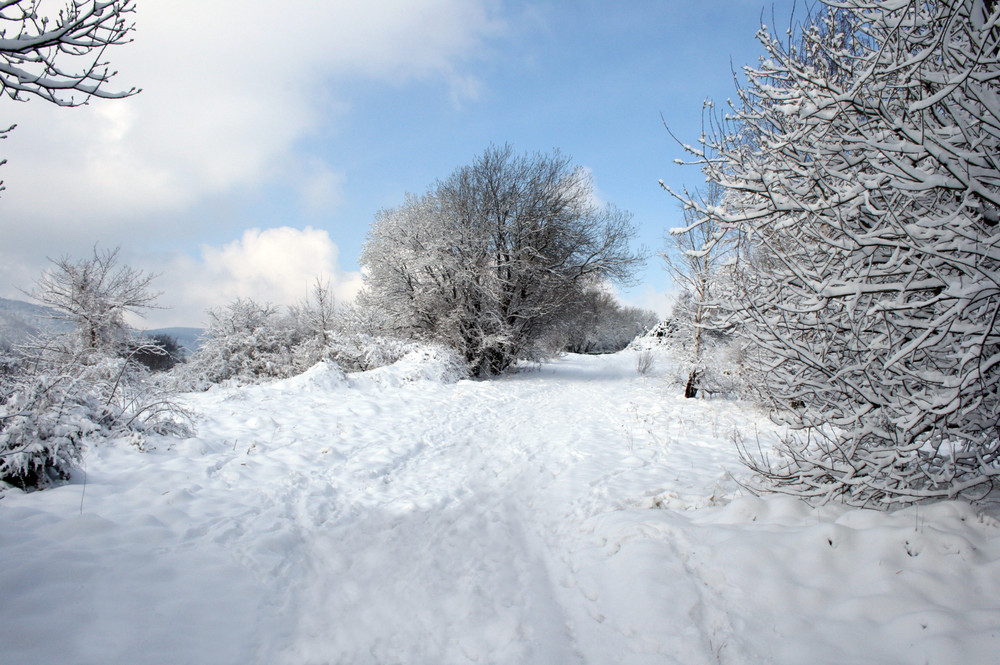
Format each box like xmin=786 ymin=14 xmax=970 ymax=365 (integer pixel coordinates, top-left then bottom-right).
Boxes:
xmin=684 ymin=369 xmax=700 ymax=399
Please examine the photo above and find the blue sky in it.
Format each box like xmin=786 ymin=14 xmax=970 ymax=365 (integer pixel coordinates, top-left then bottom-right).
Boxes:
xmin=1 ymin=0 xmax=801 ymax=328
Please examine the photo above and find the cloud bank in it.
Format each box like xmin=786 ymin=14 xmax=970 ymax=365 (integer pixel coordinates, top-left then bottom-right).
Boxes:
xmin=147 ymin=227 xmax=363 ymax=329
xmin=1 ymin=0 xmax=506 ymax=318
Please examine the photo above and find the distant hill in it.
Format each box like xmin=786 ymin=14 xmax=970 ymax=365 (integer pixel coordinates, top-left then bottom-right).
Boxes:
xmin=0 ymin=297 xmax=204 ymax=354
xmin=0 ymin=297 xmax=74 ymax=349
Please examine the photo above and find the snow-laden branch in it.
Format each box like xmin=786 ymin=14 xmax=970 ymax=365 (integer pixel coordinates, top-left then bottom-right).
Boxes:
xmin=0 ymin=0 xmax=138 ymax=106
xmin=672 ymin=0 xmax=1000 ymax=506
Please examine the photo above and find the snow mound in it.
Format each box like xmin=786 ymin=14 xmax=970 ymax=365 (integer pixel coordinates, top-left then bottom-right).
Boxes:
xmin=350 ymin=344 xmax=468 ymax=389
xmin=627 ymin=320 xmax=673 ymax=350
xmin=678 ymin=496 xmax=1000 ymax=663
xmin=268 ymin=360 xmax=348 ymax=393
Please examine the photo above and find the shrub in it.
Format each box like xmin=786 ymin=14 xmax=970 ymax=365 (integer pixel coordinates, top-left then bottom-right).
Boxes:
xmin=125 ymin=334 xmax=183 ymax=372
xmin=2 ymin=248 xmax=187 ymax=490
xmin=185 ymin=299 xmax=297 ymax=387
xmin=1 ymin=348 xmax=190 ymax=490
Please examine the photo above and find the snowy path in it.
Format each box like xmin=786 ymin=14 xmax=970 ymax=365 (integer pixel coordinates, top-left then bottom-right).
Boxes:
xmin=2 ymin=352 xmax=999 ymax=664
xmin=212 ymin=354 xmax=752 ymax=664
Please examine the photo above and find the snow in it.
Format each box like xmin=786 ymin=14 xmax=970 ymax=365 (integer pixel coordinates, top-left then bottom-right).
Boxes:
xmin=2 ymin=351 xmax=999 ymax=664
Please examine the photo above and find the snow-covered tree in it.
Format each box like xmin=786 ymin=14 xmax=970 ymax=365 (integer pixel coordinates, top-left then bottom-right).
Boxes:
xmin=287 ymin=277 xmax=338 ymax=371
xmin=672 ymin=0 xmax=1000 ymax=505
xmin=29 ymin=246 xmax=159 ymax=354
xmin=188 ymin=298 xmax=296 ymax=385
xmin=662 ymin=181 xmax=739 ymax=397
xmin=360 ymin=144 xmax=644 ymax=376
xmin=299 ymin=276 xmax=336 ymax=347
xmin=1 ymin=0 xmax=138 ymax=189
xmin=1 ymin=0 xmax=136 ymax=105
xmin=2 ymin=249 xmax=186 ymax=490
xmin=559 ymin=288 xmax=658 ymax=354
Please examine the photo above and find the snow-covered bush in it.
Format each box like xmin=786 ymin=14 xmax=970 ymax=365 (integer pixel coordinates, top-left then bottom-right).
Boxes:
xmin=292 ymin=279 xmax=468 ymax=376
xmin=672 ymin=0 xmax=1000 ymax=504
xmin=184 ymin=298 xmax=297 ymax=387
xmin=2 ymin=249 xmax=188 ymax=490
xmin=322 ymin=331 xmax=419 ymax=373
xmin=666 ymin=290 xmax=745 ymax=398
xmin=634 ymin=348 xmax=655 ymax=376
xmin=179 ymin=291 xmax=459 ymax=390
xmin=0 ymin=370 xmax=93 ymax=489
xmin=630 ymin=311 xmax=747 ymax=399
xmin=1 ymin=346 xmax=190 ymax=490
xmin=629 ymin=320 xmax=675 ymax=347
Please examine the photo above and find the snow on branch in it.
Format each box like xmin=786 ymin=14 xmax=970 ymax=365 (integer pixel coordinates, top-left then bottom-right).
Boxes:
xmin=671 ymin=0 xmax=1000 ymax=506
xmin=0 ymin=0 xmax=138 ymax=106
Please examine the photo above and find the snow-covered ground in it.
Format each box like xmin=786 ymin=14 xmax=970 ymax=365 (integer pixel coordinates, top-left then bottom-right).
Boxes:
xmin=2 ymin=351 xmax=998 ymax=664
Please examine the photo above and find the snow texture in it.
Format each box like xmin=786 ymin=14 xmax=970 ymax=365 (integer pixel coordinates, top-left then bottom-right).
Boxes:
xmin=1 ymin=351 xmax=998 ymax=664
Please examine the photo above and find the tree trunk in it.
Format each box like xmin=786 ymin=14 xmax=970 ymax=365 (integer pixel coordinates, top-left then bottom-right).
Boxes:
xmin=684 ymin=369 xmax=700 ymax=399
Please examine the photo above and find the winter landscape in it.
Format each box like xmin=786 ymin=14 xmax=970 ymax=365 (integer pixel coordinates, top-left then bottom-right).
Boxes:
xmin=1 ymin=348 xmax=998 ymax=665
xmin=4 ymin=1 xmax=1000 ymax=664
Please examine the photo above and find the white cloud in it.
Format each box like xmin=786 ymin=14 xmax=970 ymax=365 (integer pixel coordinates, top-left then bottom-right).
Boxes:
xmin=0 ymin=0 xmax=506 ymax=254
xmin=148 ymin=227 xmax=363 ymax=328
xmin=0 ymin=0 xmax=509 ymax=325
xmin=0 ymin=227 xmax=362 ymax=329
xmin=577 ymin=165 xmax=616 ymax=211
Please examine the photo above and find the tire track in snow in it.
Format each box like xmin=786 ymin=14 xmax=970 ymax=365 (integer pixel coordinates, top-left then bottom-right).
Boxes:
xmin=183 ymin=354 xmax=753 ymax=664
xmin=485 ymin=356 xmax=757 ymax=665
xmin=224 ymin=378 xmax=586 ymax=664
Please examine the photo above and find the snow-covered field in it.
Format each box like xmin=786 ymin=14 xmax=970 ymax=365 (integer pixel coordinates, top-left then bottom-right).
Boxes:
xmin=2 ymin=351 xmax=998 ymax=664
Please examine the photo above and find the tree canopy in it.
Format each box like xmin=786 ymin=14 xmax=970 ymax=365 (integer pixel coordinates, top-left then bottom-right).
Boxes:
xmin=360 ymin=144 xmax=644 ymax=376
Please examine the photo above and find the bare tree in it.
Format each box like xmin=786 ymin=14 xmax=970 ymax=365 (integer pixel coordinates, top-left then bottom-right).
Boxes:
xmin=661 ymin=181 xmax=738 ymax=397
xmin=29 ymin=245 xmax=159 ymax=353
xmin=360 ymin=144 xmax=645 ymax=376
xmin=1 ymin=0 xmax=138 ymax=189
